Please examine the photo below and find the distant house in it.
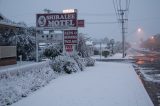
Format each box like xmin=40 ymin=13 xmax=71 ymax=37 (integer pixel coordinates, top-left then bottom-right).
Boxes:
xmin=94 ymin=43 xmax=107 ymax=51
xmin=86 ymin=40 xmax=94 ymax=56
xmin=93 ymin=43 xmax=111 ymax=55
xmin=0 ymin=13 xmax=24 ymax=66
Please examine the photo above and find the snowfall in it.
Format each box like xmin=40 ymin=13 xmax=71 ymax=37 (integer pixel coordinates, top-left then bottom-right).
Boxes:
xmin=8 ymin=54 xmax=153 ymax=106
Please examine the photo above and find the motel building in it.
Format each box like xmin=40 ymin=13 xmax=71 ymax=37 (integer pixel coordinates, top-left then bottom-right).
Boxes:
xmin=0 ymin=13 xmax=24 ymax=66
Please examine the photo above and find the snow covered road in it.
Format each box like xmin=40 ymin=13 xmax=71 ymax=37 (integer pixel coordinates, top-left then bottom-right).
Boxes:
xmin=12 ymin=62 xmax=153 ymax=106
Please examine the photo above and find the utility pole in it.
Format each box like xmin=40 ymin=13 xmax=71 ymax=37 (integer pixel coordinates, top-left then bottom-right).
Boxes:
xmin=113 ymin=0 xmax=130 ymax=58
xmin=119 ymin=10 xmax=127 ymax=58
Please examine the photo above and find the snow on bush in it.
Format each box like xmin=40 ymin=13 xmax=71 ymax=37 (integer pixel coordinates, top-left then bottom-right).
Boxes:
xmin=0 ymin=61 xmax=56 ymax=106
xmin=43 ymin=44 xmax=62 ymax=59
xmin=70 ymin=54 xmax=85 ymax=71
xmin=51 ymin=55 xmax=82 ymax=74
xmin=85 ymin=57 xmax=95 ymax=67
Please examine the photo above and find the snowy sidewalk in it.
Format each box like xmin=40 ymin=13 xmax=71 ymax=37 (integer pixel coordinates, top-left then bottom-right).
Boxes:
xmin=92 ymin=53 xmax=133 ymax=60
xmin=12 ymin=62 xmax=153 ymax=106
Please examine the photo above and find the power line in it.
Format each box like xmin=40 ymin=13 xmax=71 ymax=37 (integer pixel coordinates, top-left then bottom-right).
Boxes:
xmin=129 ymin=17 xmax=160 ymax=22
xmin=79 ymin=13 xmax=115 ymax=16
xmin=115 ymin=0 xmax=121 ymax=21
xmin=86 ymin=21 xmax=118 ymax=24
xmin=113 ymin=0 xmax=120 ymax=23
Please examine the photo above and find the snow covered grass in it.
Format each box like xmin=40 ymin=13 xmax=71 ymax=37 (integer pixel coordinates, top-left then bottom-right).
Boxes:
xmin=12 ymin=62 xmax=153 ymax=106
xmin=107 ymin=53 xmax=129 ymax=59
xmin=0 ymin=61 xmax=56 ymax=106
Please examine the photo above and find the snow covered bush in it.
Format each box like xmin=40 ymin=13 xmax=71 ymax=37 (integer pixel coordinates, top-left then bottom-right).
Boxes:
xmin=77 ymin=34 xmax=90 ymax=58
xmin=51 ymin=55 xmax=81 ymax=74
xmin=102 ymin=51 xmax=110 ymax=58
xmin=10 ymin=27 xmax=36 ymax=61
xmin=0 ymin=61 xmax=56 ymax=106
xmin=70 ymin=54 xmax=85 ymax=71
xmin=43 ymin=44 xmax=62 ymax=59
xmin=85 ymin=57 xmax=95 ymax=67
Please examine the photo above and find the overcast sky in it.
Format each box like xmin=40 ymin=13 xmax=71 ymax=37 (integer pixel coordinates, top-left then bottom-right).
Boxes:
xmin=0 ymin=0 xmax=160 ymax=43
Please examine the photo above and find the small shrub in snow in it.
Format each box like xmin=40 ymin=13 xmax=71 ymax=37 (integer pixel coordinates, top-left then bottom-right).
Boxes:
xmin=51 ymin=55 xmax=81 ymax=74
xmin=43 ymin=44 xmax=62 ymax=59
xmin=102 ymin=51 xmax=110 ymax=58
xmin=85 ymin=57 xmax=95 ymax=67
xmin=70 ymin=54 xmax=85 ymax=71
xmin=63 ymin=61 xmax=76 ymax=74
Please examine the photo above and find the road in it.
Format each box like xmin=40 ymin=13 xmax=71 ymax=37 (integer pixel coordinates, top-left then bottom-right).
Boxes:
xmin=132 ymin=52 xmax=160 ymax=106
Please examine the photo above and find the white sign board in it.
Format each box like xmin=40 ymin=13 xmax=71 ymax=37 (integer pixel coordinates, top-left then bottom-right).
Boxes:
xmin=37 ymin=33 xmax=63 ymax=43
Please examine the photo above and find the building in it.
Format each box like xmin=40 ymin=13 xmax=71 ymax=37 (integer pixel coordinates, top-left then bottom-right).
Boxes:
xmin=0 ymin=13 xmax=24 ymax=66
xmin=86 ymin=40 xmax=94 ymax=56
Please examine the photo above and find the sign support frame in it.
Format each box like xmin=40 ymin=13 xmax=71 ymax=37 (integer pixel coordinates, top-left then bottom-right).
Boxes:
xmin=35 ymin=10 xmax=82 ymax=61
xmin=36 ymin=28 xmax=39 ymax=62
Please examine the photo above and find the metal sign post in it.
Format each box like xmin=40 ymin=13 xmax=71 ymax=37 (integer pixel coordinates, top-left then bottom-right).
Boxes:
xmin=36 ymin=29 xmax=39 ymax=62
xmin=62 ymin=30 xmax=66 ymax=54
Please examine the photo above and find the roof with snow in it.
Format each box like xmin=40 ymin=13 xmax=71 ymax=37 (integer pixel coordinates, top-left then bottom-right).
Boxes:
xmin=86 ymin=41 xmax=93 ymax=46
xmin=0 ymin=13 xmax=25 ymax=28
xmin=94 ymin=44 xmax=107 ymax=48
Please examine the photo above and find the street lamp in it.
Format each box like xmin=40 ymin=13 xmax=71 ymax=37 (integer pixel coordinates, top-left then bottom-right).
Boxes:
xmin=138 ymin=28 xmax=142 ymax=33
xmin=151 ymin=36 xmax=154 ymax=40
xmin=150 ymin=36 xmax=155 ymax=50
xmin=127 ymin=27 xmax=144 ymax=48
xmin=136 ymin=27 xmax=144 ymax=46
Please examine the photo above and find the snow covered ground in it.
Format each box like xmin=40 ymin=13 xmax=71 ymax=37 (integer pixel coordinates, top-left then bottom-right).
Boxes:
xmin=106 ymin=53 xmax=131 ymax=59
xmin=92 ymin=53 xmax=132 ymax=60
xmin=12 ymin=62 xmax=153 ymax=106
